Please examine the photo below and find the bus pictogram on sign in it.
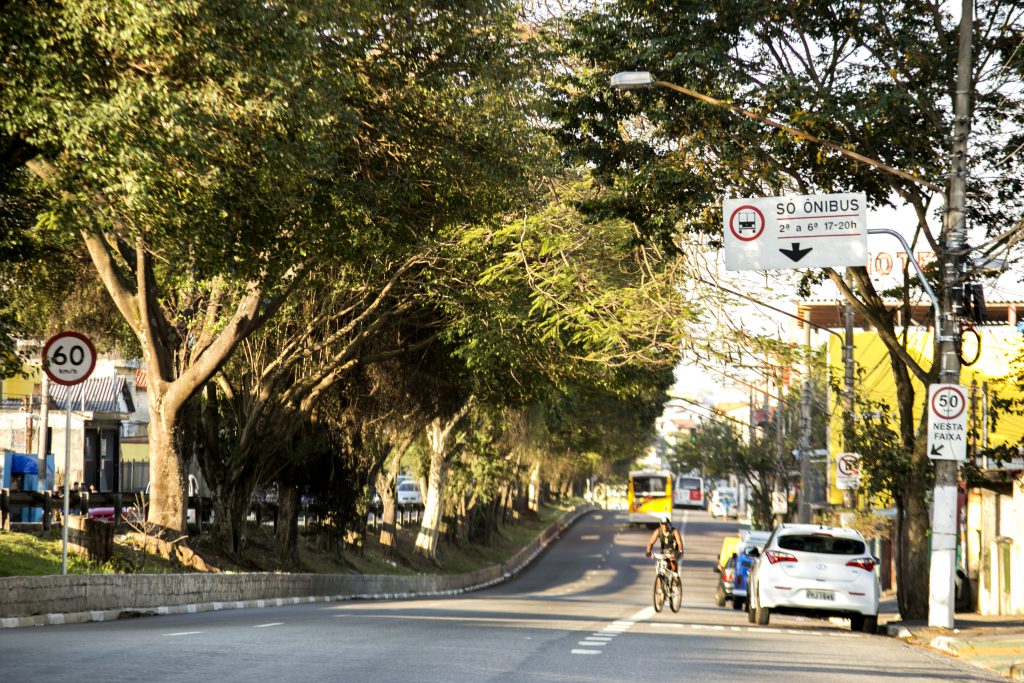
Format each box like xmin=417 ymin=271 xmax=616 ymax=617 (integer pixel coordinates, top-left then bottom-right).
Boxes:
xmin=729 ymin=205 xmax=765 ymax=241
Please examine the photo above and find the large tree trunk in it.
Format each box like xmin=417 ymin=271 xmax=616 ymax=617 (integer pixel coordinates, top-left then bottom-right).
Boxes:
xmin=415 ymin=421 xmax=450 ymax=561
xmin=147 ymin=389 xmax=188 ymax=534
xmin=377 ymin=454 xmax=401 ymax=553
xmin=527 ymin=461 xmax=542 ymax=512
xmin=276 ymin=483 xmax=300 ymax=564
xmin=414 ymin=400 xmax=473 ymax=561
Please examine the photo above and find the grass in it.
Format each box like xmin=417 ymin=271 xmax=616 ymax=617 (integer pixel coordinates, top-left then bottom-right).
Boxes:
xmin=0 ymin=499 xmax=580 ymax=578
xmin=0 ymin=529 xmax=180 ymax=576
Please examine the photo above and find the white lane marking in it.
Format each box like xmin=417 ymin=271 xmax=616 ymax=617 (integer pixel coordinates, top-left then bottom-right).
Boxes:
xmin=165 ymin=632 xmax=202 ymax=637
xmin=254 ymin=622 xmax=284 ymax=628
xmin=579 ymin=640 xmax=605 ymax=646
xmin=587 ymin=636 xmax=613 ymax=640
xmin=571 ymin=649 xmax=602 ymax=655
xmin=678 ymin=509 xmax=690 ymax=539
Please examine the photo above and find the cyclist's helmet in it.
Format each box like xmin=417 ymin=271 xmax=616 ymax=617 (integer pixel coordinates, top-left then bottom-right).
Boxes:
xmin=659 ymin=515 xmax=671 ymax=526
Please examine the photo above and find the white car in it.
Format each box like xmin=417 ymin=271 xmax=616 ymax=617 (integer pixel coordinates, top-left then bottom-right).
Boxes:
xmin=396 ymin=481 xmax=423 ymax=506
xmin=747 ymin=524 xmax=880 ymax=632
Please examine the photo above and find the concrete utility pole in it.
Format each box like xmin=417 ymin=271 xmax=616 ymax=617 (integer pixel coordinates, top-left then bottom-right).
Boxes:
xmin=798 ymin=314 xmax=813 ymax=523
xmin=929 ymin=0 xmax=973 ymax=630
xmin=842 ymin=270 xmax=857 ymax=509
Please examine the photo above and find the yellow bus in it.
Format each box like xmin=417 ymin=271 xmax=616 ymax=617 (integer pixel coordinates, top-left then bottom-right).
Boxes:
xmin=628 ymin=469 xmax=673 ymax=524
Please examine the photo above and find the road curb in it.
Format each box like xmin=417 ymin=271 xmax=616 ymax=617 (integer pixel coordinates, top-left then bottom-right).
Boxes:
xmin=884 ymin=622 xmax=913 ymax=638
xmin=0 ymin=504 xmax=597 ymax=629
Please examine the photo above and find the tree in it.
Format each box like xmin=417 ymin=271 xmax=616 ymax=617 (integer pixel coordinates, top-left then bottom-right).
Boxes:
xmin=672 ymin=417 xmax=779 ymax=529
xmin=549 ymin=0 xmax=1024 ymax=619
xmin=2 ymin=0 xmax=546 ymax=535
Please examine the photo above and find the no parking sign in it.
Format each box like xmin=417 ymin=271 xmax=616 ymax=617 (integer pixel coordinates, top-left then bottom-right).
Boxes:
xmin=835 ymin=452 xmax=861 ymax=490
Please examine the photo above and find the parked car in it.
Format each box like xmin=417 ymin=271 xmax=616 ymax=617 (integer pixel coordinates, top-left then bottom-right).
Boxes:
xmin=714 ymin=554 xmax=737 ymax=607
xmin=715 ymin=534 xmax=741 ymax=573
xmin=731 ymin=531 xmax=772 ymax=611
xmin=747 ymin=524 xmax=880 ymax=632
xmin=396 ymin=481 xmax=423 ymax=506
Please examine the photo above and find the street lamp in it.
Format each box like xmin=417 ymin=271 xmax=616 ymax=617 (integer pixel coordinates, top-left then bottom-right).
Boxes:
xmin=610 ymin=71 xmax=654 ymax=90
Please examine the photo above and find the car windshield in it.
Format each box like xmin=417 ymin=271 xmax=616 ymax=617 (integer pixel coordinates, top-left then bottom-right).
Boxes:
xmin=633 ymin=477 xmax=667 ymax=496
xmin=677 ymin=477 xmax=701 ymax=490
xmin=777 ymin=534 xmax=866 ymax=555
xmin=399 ymin=483 xmax=416 ymax=491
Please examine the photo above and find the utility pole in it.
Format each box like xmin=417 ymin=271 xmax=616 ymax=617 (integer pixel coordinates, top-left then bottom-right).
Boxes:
xmin=929 ymin=0 xmax=972 ymax=630
xmin=842 ymin=270 xmax=857 ymax=509
xmin=798 ymin=314 xmax=813 ymax=523
xmin=774 ymin=378 xmax=786 ymax=526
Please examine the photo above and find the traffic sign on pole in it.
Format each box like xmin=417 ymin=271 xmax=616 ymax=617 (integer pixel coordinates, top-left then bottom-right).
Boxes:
xmin=926 ymin=383 xmax=969 ymax=461
xmin=835 ymin=452 xmax=861 ymax=490
xmin=41 ymin=331 xmax=96 ymax=577
xmin=42 ymin=331 xmax=96 ymax=386
xmin=724 ymin=192 xmax=868 ymax=270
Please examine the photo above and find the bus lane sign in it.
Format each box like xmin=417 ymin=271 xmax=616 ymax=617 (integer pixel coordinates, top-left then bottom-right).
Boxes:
xmin=724 ymin=192 xmax=868 ymax=271
xmin=926 ymin=384 xmax=968 ymax=461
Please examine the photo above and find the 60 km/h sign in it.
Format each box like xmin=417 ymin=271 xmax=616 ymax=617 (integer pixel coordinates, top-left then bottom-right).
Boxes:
xmin=926 ymin=384 xmax=969 ymax=461
xmin=724 ymin=192 xmax=868 ymax=271
xmin=42 ymin=331 xmax=96 ymax=386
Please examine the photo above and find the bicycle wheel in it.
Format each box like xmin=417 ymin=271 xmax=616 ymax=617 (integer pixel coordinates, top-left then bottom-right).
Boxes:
xmin=652 ymin=575 xmax=665 ymax=613
xmin=668 ymin=575 xmax=682 ymax=612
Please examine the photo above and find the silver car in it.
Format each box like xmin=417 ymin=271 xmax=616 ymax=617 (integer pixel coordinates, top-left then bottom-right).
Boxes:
xmin=747 ymin=523 xmax=880 ymax=632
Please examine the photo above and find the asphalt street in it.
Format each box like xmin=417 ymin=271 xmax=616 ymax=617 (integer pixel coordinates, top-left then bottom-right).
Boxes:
xmin=0 ymin=509 xmax=1002 ymax=682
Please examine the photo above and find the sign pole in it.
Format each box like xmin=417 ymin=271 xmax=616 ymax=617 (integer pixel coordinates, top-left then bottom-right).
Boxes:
xmin=41 ymin=331 xmax=96 ymax=577
xmin=61 ymin=393 xmax=71 ymax=575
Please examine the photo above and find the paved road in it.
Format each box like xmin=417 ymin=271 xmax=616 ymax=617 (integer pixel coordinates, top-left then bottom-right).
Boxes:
xmin=0 ymin=509 xmax=1001 ymax=682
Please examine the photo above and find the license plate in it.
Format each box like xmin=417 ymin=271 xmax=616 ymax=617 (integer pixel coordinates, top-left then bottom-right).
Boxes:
xmin=805 ymin=590 xmax=835 ymax=601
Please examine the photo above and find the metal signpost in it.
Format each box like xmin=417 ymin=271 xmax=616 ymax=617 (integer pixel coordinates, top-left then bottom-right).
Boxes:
xmin=724 ymin=192 xmax=868 ymax=271
xmin=42 ymin=331 xmax=96 ymax=575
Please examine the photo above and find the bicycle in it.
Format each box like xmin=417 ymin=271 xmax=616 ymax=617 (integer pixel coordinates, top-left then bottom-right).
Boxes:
xmin=650 ymin=552 xmax=682 ymax=613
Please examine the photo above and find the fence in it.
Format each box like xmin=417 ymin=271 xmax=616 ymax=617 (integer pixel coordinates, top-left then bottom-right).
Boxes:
xmin=119 ymin=461 xmax=150 ymax=493
xmin=0 ymin=489 xmax=212 ymax=531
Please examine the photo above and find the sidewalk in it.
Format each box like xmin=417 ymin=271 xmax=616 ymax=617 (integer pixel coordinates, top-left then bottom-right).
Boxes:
xmin=880 ymin=592 xmax=1024 ymax=680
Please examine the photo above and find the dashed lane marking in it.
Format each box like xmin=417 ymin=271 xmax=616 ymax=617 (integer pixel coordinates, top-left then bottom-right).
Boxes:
xmin=254 ymin=622 xmax=284 ymax=628
xmin=165 ymin=632 xmax=203 ymax=637
xmin=571 ymin=607 xmax=653 ymax=655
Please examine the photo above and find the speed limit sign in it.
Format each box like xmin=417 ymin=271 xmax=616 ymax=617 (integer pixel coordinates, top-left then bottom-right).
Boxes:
xmin=42 ymin=331 xmax=96 ymax=386
xmin=926 ymin=383 xmax=968 ymax=461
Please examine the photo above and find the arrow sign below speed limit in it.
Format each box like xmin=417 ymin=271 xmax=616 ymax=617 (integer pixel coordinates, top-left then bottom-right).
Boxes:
xmin=42 ymin=331 xmax=96 ymax=386
xmin=927 ymin=384 xmax=968 ymax=461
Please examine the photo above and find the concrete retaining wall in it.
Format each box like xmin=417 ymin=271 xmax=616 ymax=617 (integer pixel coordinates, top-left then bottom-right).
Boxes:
xmin=0 ymin=504 xmax=595 ymax=625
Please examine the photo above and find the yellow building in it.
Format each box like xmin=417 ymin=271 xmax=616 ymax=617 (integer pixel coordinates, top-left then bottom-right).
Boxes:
xmin=815 ymin=307 xmax=1024 ymax=616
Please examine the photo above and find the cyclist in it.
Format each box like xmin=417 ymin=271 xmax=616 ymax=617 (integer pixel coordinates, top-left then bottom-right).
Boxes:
xmin=645 ymin=514 xmax=684 ymax=573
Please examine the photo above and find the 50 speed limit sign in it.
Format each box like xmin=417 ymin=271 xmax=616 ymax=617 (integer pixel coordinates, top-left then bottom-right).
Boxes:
xmin=926 ymin=384 xmax=968 ymax=461
xmin=42 ymin=331 xmax=96 ymax=386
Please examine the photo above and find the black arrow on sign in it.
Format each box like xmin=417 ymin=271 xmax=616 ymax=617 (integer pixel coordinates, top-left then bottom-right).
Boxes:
xmin=780 ymin=243 xmax=813 ymax=262
xmin=930 ymin=445 xmax=944 ymax=457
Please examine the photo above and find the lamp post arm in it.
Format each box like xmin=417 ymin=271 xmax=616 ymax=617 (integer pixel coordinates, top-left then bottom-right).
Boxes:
xmin=652 ymin=81 xmax=942 ymax=193
xmin=865 ymin=228 xmax=951 ymax=343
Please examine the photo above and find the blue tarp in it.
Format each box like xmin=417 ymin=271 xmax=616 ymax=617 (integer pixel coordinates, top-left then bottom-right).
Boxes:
xmin=9 ymin=454 xmax=38 ymax=475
